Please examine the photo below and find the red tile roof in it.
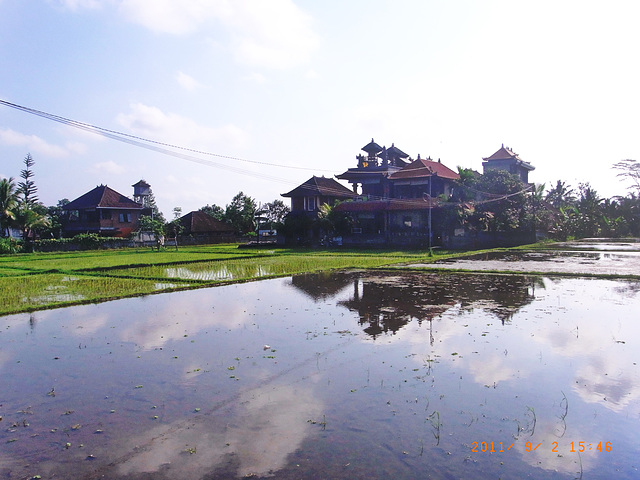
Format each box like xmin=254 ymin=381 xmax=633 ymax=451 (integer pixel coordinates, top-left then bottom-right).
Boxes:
xmin=63 ymin=185 xmax=143 ymax=210
xmin=483 ymin=145 xmax=521 ymax=161
xmin=388 ymin=158 xmax=459 ymax=180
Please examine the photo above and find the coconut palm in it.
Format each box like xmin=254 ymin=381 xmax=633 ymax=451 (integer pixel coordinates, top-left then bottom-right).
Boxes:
xmin=0 ymin=177 xmax=18 ymax=237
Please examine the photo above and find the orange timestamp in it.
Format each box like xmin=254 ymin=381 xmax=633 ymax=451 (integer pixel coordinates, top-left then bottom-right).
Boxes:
xmin=471 ymin=441 xmax=612 ymax=453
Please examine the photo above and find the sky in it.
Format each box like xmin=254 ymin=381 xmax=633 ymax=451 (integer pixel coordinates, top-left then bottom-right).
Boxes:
xmin=1 ymin=0 xmax=640 ymax=217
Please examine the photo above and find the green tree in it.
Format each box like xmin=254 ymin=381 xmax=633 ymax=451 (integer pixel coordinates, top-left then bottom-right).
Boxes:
xmin=574 ymin=182 xmax=604 ymax=238
xmin=146 ymin=189 xmax=165 ymax=223
xmin=0 ymin=177 xmax=18 ymax=237
xmin=15 ymin=154 xmax=49 ymax=242
xmin=167 ymin=206 xmax=184 ymax=250
xmin=17 ymin=153 xmax=38 ymax=207
xmin=473 ymin=170 xmax=529 ymax=232
xmin=200 ymin=203 xmax=225 ymax=221
xmin=224 ymin=191 xmax=257 ymax=235
xmin=545 ymin=180 xmax=576 ymax=210
xmin=42 ymin=198 xmax=69 ymax=239
xmin=138 ymin=214 xmax=166 ymax=251
xmin=262 ymin=199 xmax=290 ymax=228
xmin=317 ymin=201 xmax=351 ymax=237
xmin=452 ymin=167 xmax=480 ymax=202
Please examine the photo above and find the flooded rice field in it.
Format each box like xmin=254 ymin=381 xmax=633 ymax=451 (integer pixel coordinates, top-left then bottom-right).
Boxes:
xmin=1 ymin=263 xmax=639 ymax=479
xmin=411 ymin=240 xmax=640 ymax=276
xmin=423 ymin=250 xmax=640 ymax=276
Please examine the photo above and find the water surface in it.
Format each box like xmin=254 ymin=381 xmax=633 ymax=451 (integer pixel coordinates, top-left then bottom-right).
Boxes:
xmin=1 ymin=271 xmax=639 ymax=479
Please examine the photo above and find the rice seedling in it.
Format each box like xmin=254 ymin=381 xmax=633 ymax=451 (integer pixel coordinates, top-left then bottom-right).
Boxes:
xmin=0 ymin=245 xmax=451 ymax=315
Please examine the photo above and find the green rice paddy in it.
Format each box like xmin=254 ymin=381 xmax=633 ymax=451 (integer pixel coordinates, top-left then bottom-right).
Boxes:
xmin=0 ymin=244 xmax=443 ymax=315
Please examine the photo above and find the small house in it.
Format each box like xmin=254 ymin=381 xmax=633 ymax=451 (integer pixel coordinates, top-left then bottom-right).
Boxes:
xmin=62 ymin=184 xmax=148 ymax=237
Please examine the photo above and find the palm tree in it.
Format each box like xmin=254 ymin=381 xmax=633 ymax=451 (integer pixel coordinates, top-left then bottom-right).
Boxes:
xmin=15 ymin=204 xmax=51 ymax=242
xmin=0 ymin=177 xmax=18 ymax=237
xmin=545 ymin=180 xmax=576 ymax=209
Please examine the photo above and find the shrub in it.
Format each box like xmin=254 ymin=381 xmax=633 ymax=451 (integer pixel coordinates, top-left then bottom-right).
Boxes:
xmin=0 ymin=237 xmax=22 ymax=254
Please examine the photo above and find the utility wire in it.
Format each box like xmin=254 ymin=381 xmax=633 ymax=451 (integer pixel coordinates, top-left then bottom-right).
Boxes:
xmin=0 ymin=99 xmax=334 ymax=173
xmin=0 ymin=99 xmax=534 ymax=207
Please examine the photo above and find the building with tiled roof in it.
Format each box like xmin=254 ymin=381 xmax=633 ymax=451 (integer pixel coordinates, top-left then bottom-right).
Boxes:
xmin=284 ymin=142 xmax=462 ymax=247
xmin=178 ymin=210 xmax=234 ymax=236
xmin=482 ymin=144 xmax=534 ymax=183
xmin=62 ymin=184 xmax=149 ymax=237
xmin=282 ymin=176 xmax=356 ymax=214
xmin=283 ymin=139 xmax=535 ymax=248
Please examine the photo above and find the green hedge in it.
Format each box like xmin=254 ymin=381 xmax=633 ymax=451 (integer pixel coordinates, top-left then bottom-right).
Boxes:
xmin=34 ymin=234 xmax=132 ymax=252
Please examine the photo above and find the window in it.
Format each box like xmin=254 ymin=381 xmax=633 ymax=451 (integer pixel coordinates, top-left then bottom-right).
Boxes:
xmin=305 ymin=197 xmax=316 ymax=211
xmin=119 ymin=212 xmax=132 ymax=223
xmin=68 ymin=210 xmax=79 ymax=221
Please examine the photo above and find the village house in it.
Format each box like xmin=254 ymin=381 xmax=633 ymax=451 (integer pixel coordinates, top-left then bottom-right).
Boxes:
xmin=281 ymin=175 xmax=356 ymax=216
xmin=482 ymin=144 xmax=535 ymax=184
xmin=61 ymin=182 xmax=151 ymax=237
xmin=282 ymin=140 xmax=459 ymax=247
xmin=176 ymin=210 xmax=235 ymax=243
xmin=282 ymin=140 xmax=535 ymax=248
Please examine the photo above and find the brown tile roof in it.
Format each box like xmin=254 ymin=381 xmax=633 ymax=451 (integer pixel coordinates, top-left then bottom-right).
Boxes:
xmin=179 ymin=211 xmax=234 ymax=234
xmin=388 ymin=158 xmax=459 ymax=180
xmin=63 ymin=185 xmax=143 ymax=210
xmin=281 ymin=176 xmax=356 ymax=198
xmin=483 ymin=145 xmax=521 ymax=161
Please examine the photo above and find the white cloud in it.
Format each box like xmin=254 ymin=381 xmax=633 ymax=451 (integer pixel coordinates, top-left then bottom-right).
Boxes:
xmin=242 ymin=72 xmax=267 ymax=84
xmin=91 ymin=160 xmax=126 ymax=175
xmin=0 ymin=128 xmax=71 ymax=158
xmin=117 ymin=0 xmax=222 ymax=35
xmin=116 ymin=102 xmax=249 ymax=150
xmin=176 ymin=71 xmax=203 ymax=91
xmin=54 ymin=0 xmax=103 ymax=11
xmin=116 ymin=0 xmax=319 ymax=69
xmin=226 ymin=0 xmax=320 ymax=69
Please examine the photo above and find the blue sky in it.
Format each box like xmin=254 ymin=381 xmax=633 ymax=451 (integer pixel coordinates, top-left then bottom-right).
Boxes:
xmin=1 ymin=0 xmax=640 ymax=217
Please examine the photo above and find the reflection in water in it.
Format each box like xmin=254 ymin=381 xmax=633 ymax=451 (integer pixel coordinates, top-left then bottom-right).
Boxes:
xmin=326 ymin=273 xmax=538 ymax=338
xmin=118 ymin=384 xmax=322 ymax=479
xmin=1 ymin=271 xmax=639 ymax=480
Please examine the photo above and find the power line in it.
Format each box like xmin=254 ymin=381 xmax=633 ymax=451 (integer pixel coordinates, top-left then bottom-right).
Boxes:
xmin=0 ymin=99 xmax=534 ymax=208
xmin=0 ymin=99 xmax=335 ymax=174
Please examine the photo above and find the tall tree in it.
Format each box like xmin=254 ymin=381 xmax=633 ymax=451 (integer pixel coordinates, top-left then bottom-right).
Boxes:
xmin=0 ymin=177 xmax=18 ymax=237
xmin=575 ymin=182 xmax=604 ymax=238
xmin=261 ymin=199 xmax=290 ymax=227
xmin=613 ymin=159 xmax=640 ymax=196
xmin=146 ymin=189 xmax=165 ymax=223
xmin=15 ymin=154 xmax=49 ymax=241
xmin=224 ymin=191 xmax=257 ymax=235
xmin=17 ymin=153 xmax=38 ymax=206
xmin=545 ymin=180 xmax=576 ymax=209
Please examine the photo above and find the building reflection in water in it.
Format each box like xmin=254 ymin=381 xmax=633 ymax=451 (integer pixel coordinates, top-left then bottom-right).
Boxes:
xmin=290 ymin=271 xmax=541 ymax=339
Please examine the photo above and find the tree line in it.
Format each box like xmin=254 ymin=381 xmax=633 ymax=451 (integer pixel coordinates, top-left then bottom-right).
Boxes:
xmin=441 ymin=159 xmax=640 ymax=240
xmin=2 ymin=152 xmax=640 ymax=253
xmin=0 ymin=153 xmax=291 ymax=252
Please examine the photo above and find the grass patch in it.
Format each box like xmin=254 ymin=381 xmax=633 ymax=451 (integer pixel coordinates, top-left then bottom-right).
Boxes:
xmin=0 ymin=244 xmax=457 ymax=315
xmin=0 ymin=274 xmax=188 ymax=315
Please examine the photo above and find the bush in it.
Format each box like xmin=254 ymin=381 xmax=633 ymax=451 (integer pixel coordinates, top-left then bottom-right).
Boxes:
xmin=33 ymin=235 xmax=133 ymax=252
xmin=0 ymin=237 xmax=22 ymax=254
